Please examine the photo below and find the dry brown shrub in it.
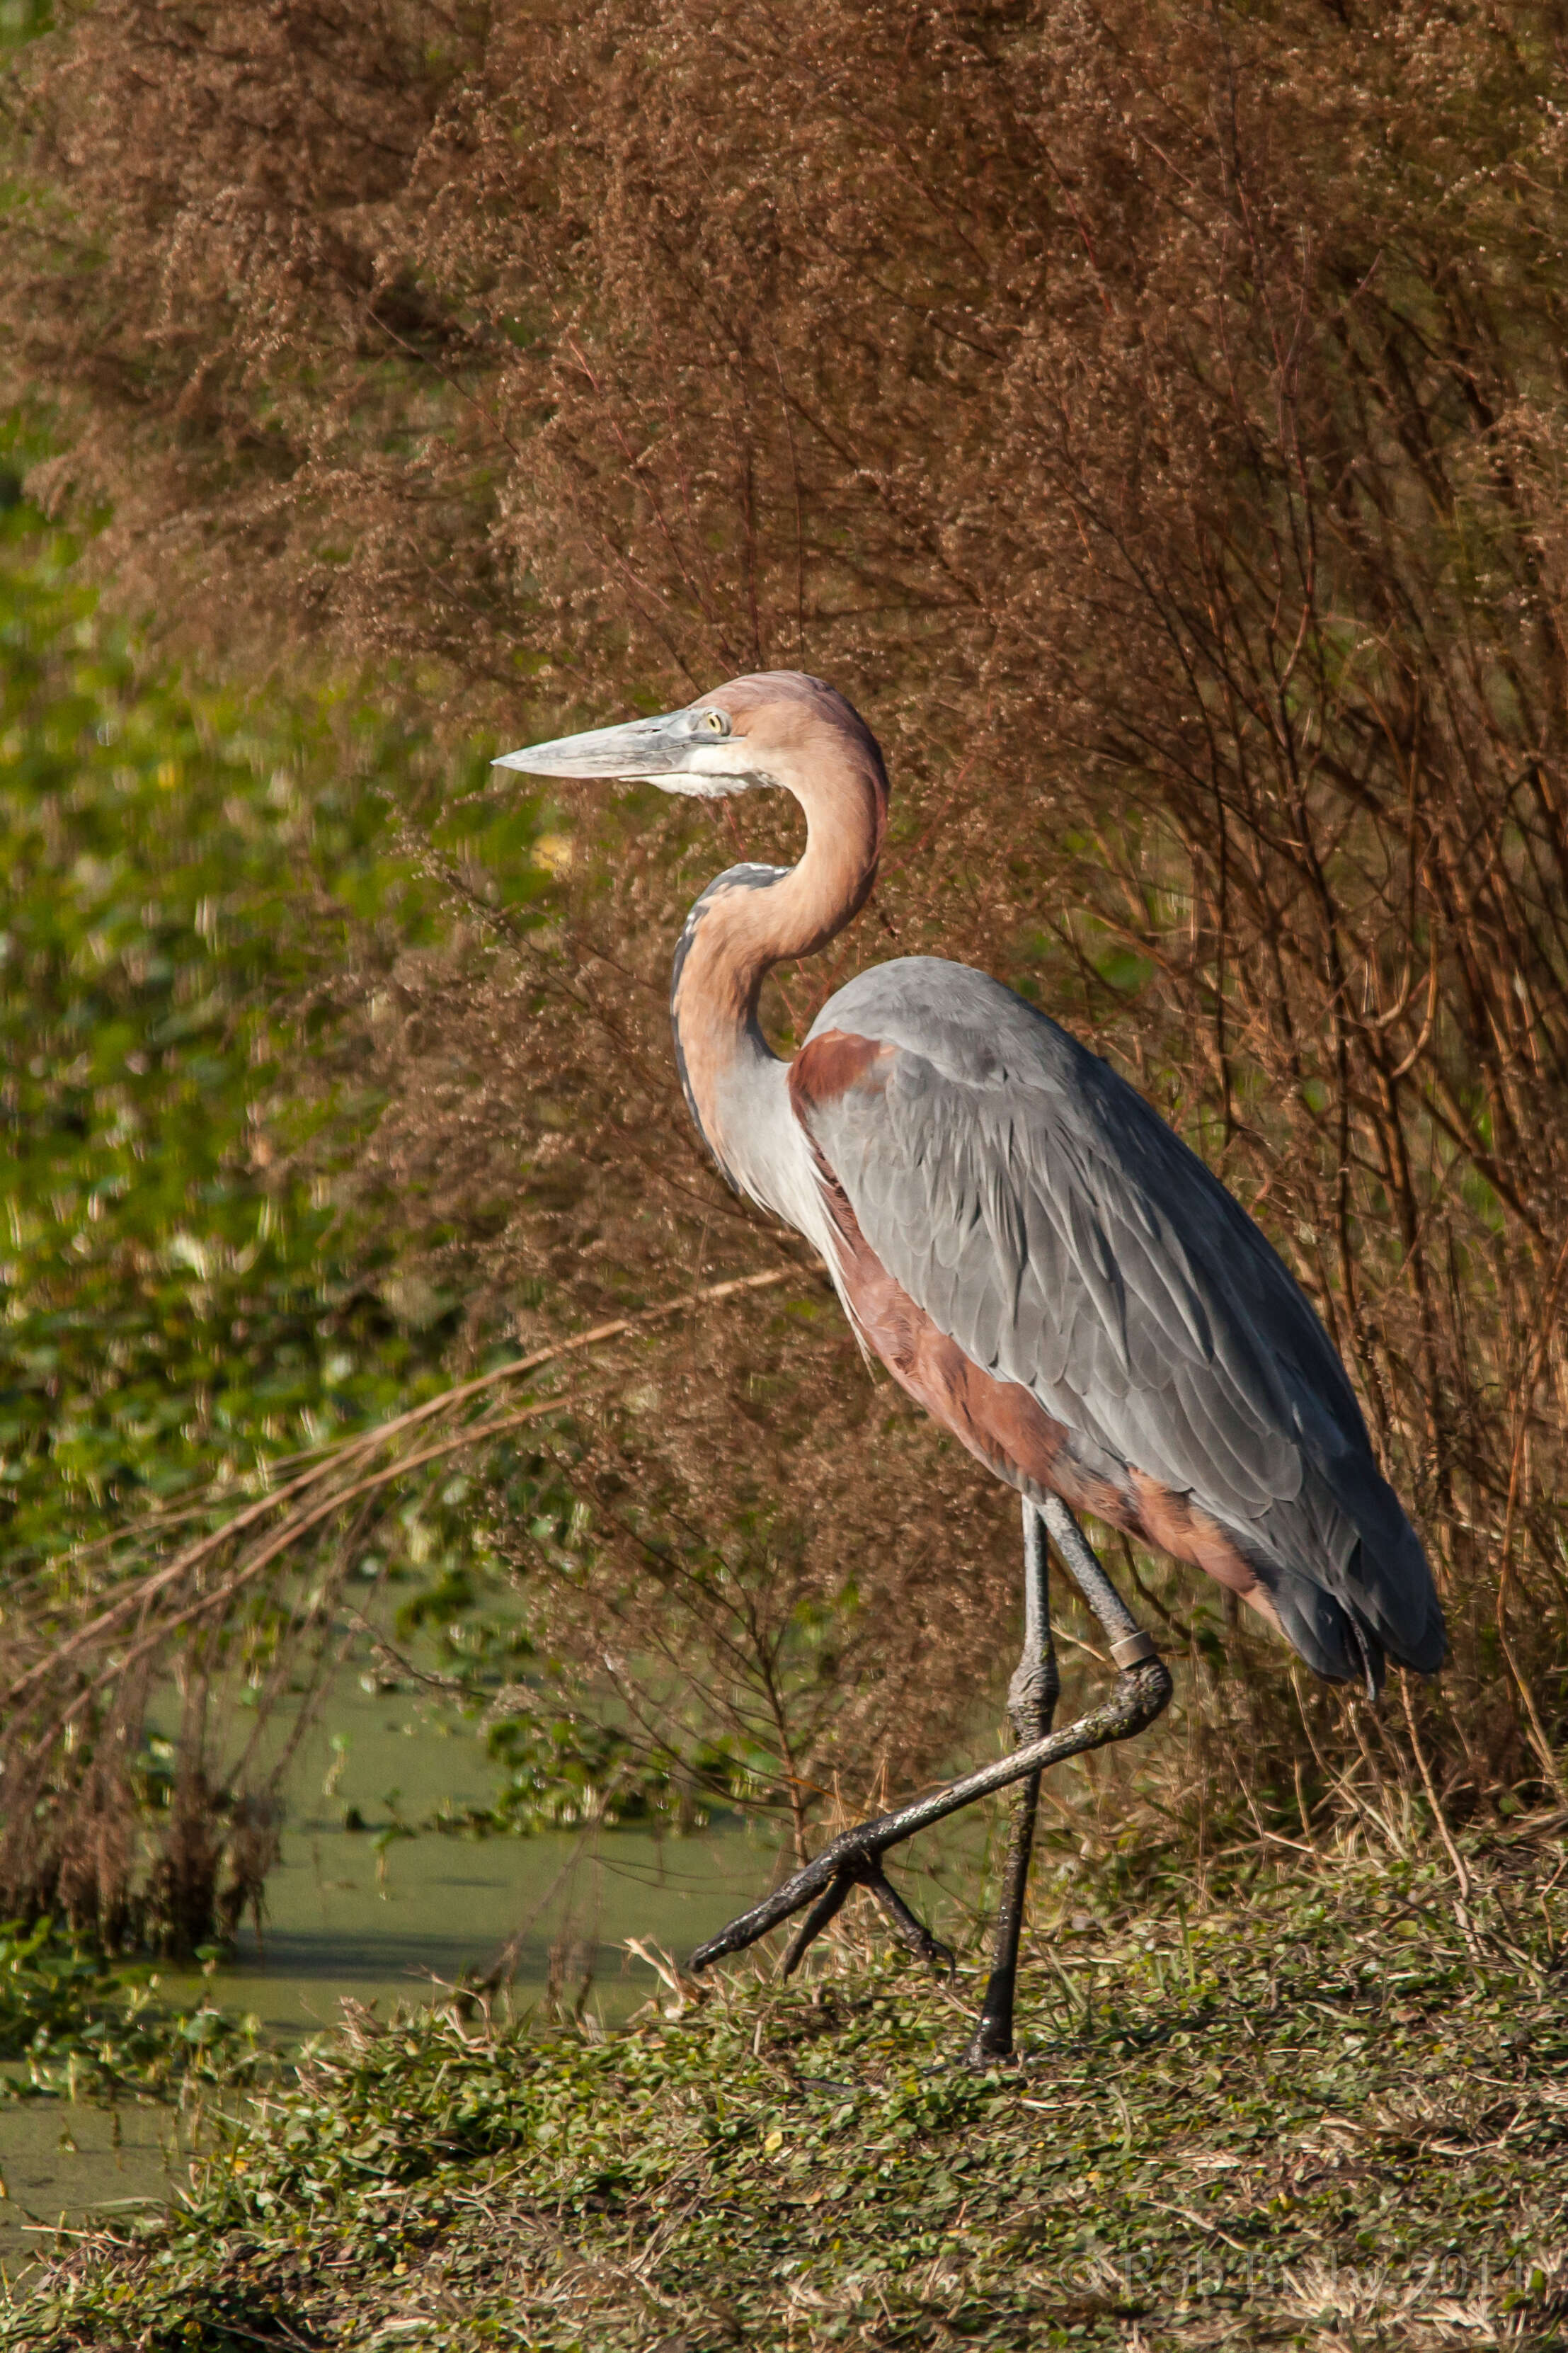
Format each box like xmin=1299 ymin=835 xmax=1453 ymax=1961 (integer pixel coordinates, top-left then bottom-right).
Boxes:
xmin=6 ymin=0 xmax=1568 ymax=1901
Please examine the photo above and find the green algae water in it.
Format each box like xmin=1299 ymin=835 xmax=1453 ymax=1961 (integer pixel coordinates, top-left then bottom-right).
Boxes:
xmin=0 ymin=2103 xmax=179 ymax=2284
xmin=0 ymin=1678 xmax=789 ymax=2279
xmin=156 ymin=1675 xmax=786 ymax=2034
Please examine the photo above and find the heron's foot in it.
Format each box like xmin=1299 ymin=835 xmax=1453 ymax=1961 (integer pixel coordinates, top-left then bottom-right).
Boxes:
xmin=958 ymin=1954 xmax=1034 ymax=2069
xmin=692 ymin=1841 xmax=954 ymax=1981
xmin=778 ymin=1850 xmax=955 ymax=1979
xmin=961 ymin=2036 xmax=1031 ymax=2072
xmin=689 ymin=1662 xmax=1170 ymax=1980
xmin=963 ymin=2009 xmax=1017 ymax=2070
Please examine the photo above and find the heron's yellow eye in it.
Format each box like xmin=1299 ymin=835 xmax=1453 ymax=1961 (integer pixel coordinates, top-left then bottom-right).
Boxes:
xmin=703 ymin=709 xmax=727 ymax=734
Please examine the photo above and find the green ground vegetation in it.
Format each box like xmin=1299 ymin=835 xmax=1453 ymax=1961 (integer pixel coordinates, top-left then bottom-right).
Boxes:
xmin=0 ymin=1922 xmax=273 ymax=2109
xmin=4 ymin=1834 xmax=1566 ymax=2351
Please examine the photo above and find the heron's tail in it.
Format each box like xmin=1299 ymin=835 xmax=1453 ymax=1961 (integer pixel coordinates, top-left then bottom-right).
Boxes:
xmin=1265 ymin=1492 xmax=1446 ymax=1694
xmin=1268 ymin=1572 xmax=1387 ymax=1695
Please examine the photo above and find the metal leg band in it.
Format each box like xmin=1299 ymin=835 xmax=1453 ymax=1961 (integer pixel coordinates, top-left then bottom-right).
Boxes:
xmin=1111 ymin=1629 xmax=1159 ymax=1669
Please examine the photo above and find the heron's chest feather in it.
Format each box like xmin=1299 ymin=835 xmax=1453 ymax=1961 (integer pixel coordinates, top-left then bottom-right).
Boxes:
xmin=670 ymin=983 xmax=846 ymax=1278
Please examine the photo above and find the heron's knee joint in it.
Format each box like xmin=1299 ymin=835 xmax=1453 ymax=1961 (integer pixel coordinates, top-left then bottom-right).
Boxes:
xmin=1007 ymin=1658 xmax=1059 ymax=1711
xmin=1114 ymin=1656 xmax=1173 ymax=1733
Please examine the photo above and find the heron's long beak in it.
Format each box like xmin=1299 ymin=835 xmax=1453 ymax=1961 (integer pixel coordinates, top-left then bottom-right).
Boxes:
xmin=492 ymin=706 xmax=750 ymax=796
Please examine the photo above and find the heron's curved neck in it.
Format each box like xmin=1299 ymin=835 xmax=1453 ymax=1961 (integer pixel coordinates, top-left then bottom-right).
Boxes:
xmin=670 ymin=745 xmax=886 ymax=1194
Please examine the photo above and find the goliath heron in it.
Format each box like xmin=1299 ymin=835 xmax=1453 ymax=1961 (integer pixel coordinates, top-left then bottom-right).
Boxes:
xmin=496 ymin=671 xmax=1444 ymax=2063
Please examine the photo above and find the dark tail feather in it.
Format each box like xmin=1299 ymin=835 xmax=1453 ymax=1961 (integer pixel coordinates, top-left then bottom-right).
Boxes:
xmin=1269 ymin=1529 xmax=1445 ymax=1692
xmin=1271 ymin=1572 xmax=1386 ymax=1694
xmin=1329 ymin=1469 xmax=1448 ymax=1677
xmin=1343 ymin=1514 xmax=1448 ymax=1677
xmin=1254 ymin=1437 xmax=1447 ymax=1690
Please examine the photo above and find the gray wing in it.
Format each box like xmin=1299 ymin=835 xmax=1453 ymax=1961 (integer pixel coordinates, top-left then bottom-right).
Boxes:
xmin=799 ymin=959 xmax=1444 ymax=1681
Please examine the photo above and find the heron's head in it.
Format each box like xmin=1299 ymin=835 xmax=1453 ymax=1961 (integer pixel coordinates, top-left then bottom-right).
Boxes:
xmin=492 ymin=670 xmax=887 ymax=809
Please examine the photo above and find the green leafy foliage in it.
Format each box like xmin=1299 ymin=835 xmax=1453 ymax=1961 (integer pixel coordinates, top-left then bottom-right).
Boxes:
xmin=463 ymin=1712 xmax=680 ymax=1835
xmin=0 ymin=482 xmax=880 ymax=1908
xmin=0 ymin=1920 xmax=270 ymax=2104
xmin=0 ymin=494 xmax=607 ymax=1938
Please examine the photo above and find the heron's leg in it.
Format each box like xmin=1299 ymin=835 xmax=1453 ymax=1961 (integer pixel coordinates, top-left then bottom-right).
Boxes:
xmin=689 ymin=1520 xmax=1169 ymax=1976
xmin=1037 ymin=1495 xmax=1160 ymax=1671
xmin=965 ymin=1499 xmax=1059 ymax=2066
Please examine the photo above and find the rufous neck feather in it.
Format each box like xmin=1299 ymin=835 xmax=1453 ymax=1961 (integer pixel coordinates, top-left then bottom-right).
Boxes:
xmin=680 ymin=746 xmax=885 ymax=1025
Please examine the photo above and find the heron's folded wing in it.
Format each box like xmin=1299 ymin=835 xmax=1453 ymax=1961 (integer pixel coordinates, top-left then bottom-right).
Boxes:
xmin=791 ymin=1006 xmax=1357 ymax=1532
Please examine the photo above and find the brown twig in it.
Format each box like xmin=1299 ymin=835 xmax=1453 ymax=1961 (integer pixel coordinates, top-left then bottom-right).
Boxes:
xmin=1400 ymin=1672 xmax=1471 ymax=1901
